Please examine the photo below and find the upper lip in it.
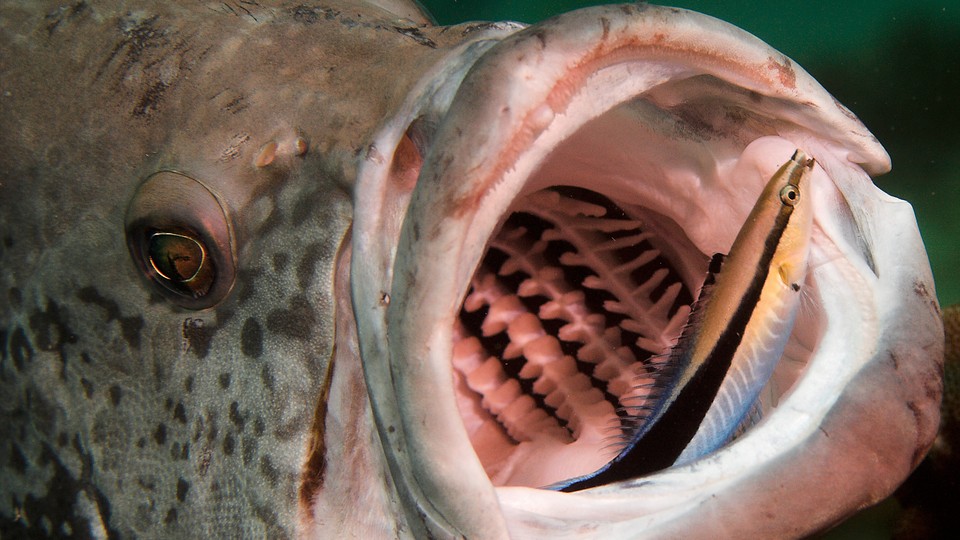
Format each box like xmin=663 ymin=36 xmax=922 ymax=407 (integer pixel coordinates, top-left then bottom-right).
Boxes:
xmin=351 ymin=4 xmax=941 ymax=538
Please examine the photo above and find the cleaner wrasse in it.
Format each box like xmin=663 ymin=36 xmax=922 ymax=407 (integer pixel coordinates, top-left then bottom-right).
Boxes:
xmin=558 ymin=150 xmax=815 ymax=492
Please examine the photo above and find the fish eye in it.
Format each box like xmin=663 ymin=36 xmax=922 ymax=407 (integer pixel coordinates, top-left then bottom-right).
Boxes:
xmin=146 ymin=231 xmax=214 ymax=298
xmin=779 ymin=184 xmax=800 ymax=206
xmin=125 ymin=171 xmax=235 ymax=309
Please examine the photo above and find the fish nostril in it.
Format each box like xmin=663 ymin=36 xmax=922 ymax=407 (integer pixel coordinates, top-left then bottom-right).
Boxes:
xmin=453 ymin=186 xmax=697 ymax=486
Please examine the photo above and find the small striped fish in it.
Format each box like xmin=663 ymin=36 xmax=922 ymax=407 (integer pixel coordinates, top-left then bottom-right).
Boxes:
xmin=559 ymin=150 xmax=815 ymax=491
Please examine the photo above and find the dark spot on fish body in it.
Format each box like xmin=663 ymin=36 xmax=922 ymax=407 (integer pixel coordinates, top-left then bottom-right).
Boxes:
xmin=178 ymin=442 xmax=190 ymax=461
xmin=79 ymin=377 xmax=94 ymax=398
xmin=108 ymin=384 xmax=122 ymax=406
xmin=297 ymin=242 xmax=324 ymax=289
xmin=259 ymin=455 xmax=279 ymax=486
xmin=272 ymin=252 xmax=289 ymax=273
xmin=241 ymin=317 xmax=264 ymax=358
xmin=137 ymin=475 xmax=157 ymax=491
xmin=223 ymin=433 xmax=236 ymax=456
xmin=266 ymin=295 xmax=315 ymax=341
xmin=176 ymin=477 xmax=190 ymax=502
xmin=164 ymin=507 xmax=178 ymax=524
xmin=6 ymin=328 xmax=31 ymax=373
xmin=28 ymin=299 xmax=78 ymax=374
xmin=154 ymin=423 xmax=167 ymax=445
xmin=229 ymin=401 xmax=246 ymax=430
xmin=174 ymin=401 xmax=188 ymax=424
xmin=218 ymin=372 xmax=231 ymax=389
xmin=182 ymin=318 xmax=215 ymax=359
xmin=241 ymin=435 xmax=258 ymax=466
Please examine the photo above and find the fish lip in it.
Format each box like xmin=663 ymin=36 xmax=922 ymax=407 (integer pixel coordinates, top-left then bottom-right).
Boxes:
xmin=353 ymin=4 xmax=939 ymax=538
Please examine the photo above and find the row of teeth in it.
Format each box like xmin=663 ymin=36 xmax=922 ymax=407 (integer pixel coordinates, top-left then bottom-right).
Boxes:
xmin=454 ymin=189 xmax=693 ymax=453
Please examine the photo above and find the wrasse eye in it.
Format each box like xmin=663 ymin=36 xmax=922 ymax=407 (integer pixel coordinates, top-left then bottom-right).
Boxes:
xmin=779 ymin=184 xmax=800 ymax=206
xmin=125 ymin=171 xmax=235 ymax=309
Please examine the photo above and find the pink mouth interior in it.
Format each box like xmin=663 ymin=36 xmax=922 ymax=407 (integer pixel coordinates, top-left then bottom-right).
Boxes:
xmin=452 ymin=185 xmax=703 ymax=487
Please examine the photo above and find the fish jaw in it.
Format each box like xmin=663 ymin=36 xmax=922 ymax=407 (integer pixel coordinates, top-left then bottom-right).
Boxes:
xmin=353 ymin=4 xmax=942 ymax=538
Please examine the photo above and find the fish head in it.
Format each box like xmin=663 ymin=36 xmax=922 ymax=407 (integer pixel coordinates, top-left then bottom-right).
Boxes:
xmin=0 ymin=0 xmax=510 ymax=537
xmin=353 ymin=3 xmax=944 ymax=538
xmin=0 ymin=1 xmax=943 ymax=538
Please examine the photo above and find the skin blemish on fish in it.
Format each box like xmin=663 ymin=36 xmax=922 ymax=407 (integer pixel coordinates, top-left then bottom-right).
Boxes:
xmin=219 ymin=133 xmax=251 ymax=162
xmin=132 ymin=80 xmax=170 ymax=118
xmin=766 ymin=56 xmax=797 ymax=90
xmin=181 ymin=318 xmax=215 ymax=359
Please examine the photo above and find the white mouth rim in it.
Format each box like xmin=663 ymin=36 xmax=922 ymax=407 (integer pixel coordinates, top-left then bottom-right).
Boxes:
xmin=352 ymin=4 xmax=939 ymax=539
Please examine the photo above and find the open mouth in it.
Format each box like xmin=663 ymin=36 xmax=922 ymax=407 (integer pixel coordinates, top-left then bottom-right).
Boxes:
xmin=452 ymin=172 xmax=819 ymax=490
xmin=453 ymin=184 xmax=699 ymax=487
xmin=349 ymin=4 xmax=935 ymax=538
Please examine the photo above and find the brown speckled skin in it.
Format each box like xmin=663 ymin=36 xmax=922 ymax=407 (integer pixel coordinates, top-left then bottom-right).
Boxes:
xmin=0 ymin=1 xmax=492 ymax=536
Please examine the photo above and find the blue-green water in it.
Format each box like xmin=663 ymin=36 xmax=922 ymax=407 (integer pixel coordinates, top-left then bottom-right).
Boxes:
xmin=423 ymin=0 xmax=960 ymax=309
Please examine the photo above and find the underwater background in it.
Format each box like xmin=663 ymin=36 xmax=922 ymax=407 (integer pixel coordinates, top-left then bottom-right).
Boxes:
xmin=422 ymin=1 xmax=959 ymax=538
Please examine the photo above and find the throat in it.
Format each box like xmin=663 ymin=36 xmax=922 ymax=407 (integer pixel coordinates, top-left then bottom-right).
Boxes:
xmin=452 ymin=186 xmax=699 ymax=487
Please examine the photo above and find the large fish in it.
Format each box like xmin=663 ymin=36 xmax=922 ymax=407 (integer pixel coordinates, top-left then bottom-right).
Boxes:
xmin=0 ymin=1 xmax=943 ymax=538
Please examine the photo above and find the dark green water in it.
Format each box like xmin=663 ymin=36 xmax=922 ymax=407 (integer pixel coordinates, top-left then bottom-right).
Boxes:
xmin=422 ymin=0 xmax=960 ymax=309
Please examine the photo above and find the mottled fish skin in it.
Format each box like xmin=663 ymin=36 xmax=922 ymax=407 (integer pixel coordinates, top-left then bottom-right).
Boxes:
xmin=0 ymin=1 xmax=511 ymax=537
xmin=0 ymin=1 xmax=945 ymax=539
